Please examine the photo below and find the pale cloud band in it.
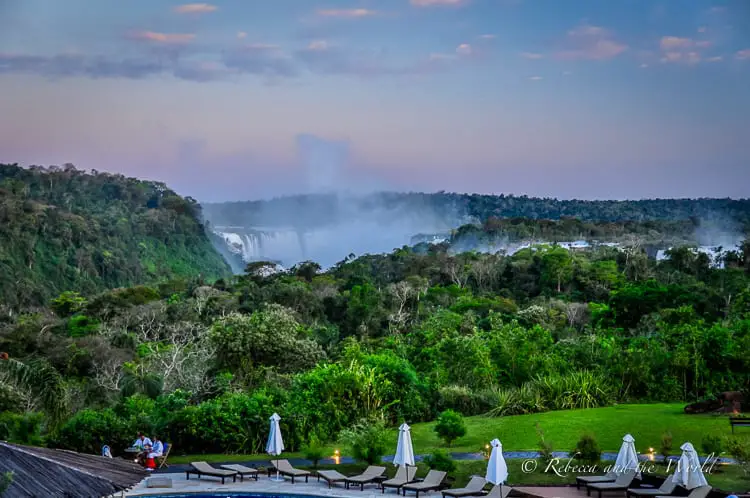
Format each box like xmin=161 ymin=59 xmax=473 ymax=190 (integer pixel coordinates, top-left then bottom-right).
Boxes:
xmin=173 ymin=3 xmax=217 ymax=14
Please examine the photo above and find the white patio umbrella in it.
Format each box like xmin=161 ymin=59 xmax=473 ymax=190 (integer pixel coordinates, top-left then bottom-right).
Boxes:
xmin=266 ymin=412 xmax=285 ymax=482
xmin=393 ymin=423 xmax=416 ymax=470
xmin=486 ymin=439 xmax=508 ymax=490
xmin=671 ymin=442 xmax=708 ymax=490
xmin=614 ymin=434 xmax=640 ymax=475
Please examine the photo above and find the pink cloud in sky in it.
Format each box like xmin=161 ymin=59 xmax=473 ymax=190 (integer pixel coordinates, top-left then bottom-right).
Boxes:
xmin=173 ymin=3 xmax=217 ymax=14
xmin=555 ymin=24 xmax=628 ymax=60
xmin=129 ymin=31 xmax=195 ymax=44
xmin=316 ymin=9 xmax=378 ymax=18
xmin=410 ymin=0 xmax=467 ymax=7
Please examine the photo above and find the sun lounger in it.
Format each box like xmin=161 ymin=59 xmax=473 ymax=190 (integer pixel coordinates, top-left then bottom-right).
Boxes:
xmin=402 ymin=470 xmax=448 ymax=498
xmin=186 ymin=461 xmax=238 ymax=484
xmin=269 ymin=459 xmax=311 ymax=483
xmin=318 ymin=470 xmax=349 ymax=488
xmin=345 ymin=465 xmax=387 ymax=490
xmin=586 ymin=470 xmax=637 ymax=498
xmin=382 ymin=465 xmax=418 ymax=494
xmin=626 ymin=477 xmax=677 ymax=498
xmin=486 ymin=484 xmax=513 ymax=498
xmin=441 ymin=476 xmax=488 ymax=497
xmin=655 ymin=485 xmax=711 ymax=498
xmin=576 ymin=471 xmax=617 ymax=489
xmin=221 ymin=464 xmax=259 ymax=482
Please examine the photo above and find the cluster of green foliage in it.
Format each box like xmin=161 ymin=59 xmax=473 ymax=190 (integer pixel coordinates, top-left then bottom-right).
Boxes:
xmin=0 ymin=163 xmax=230 ymax=308
xmin=0 ymin=472 xmax=13 ymax=496
xmin=434 ymin=410 xmax=467 ymax=447
xmin=423 ymin=449 xmax=456 ymax=472
xmin=571 ymin=433 xmax=602 ymax=464
xmin=660 ymin=433 xmax=673 ymax=462
xmin=446 ymin=216 xmax=734 ymax=250
xmin=536 ymin=423 xmax=554 ymax=465
xmin=203 ymin=192 xmax=750 ymax=228
xmin=724 ymin=437 xmax=750 ymax=476
xmin=340 ymin=420 xmax=389 ymax=465
xmin=2 ymin=175 xmax=750 ymax=458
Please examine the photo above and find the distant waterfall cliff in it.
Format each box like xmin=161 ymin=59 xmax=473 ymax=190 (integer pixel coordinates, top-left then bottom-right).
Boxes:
xmin=217 ymin=228 xmax=305 ymax=265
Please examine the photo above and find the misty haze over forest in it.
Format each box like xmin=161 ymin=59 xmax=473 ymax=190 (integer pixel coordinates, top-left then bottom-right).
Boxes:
xmin=194 ymin=134 xmax=747 ymax=270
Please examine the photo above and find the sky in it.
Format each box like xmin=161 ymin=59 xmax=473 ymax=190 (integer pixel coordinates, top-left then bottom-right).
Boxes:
xmin=1 ymin=0 xmax=749 ymax=202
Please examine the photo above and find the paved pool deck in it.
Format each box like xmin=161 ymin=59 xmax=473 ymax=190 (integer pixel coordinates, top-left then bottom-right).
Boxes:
xmin=121 ymin=472 xmax=590 ymax=498
xmin=155 ymin=454 xmax=733 ymax=475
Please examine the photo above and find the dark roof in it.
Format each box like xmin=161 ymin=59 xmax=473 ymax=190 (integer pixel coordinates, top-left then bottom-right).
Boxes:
xmin=0 ymin=441 xmax=148 ymax=498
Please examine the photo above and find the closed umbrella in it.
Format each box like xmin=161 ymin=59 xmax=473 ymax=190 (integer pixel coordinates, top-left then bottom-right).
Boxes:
xmin=394 ymin=423 xmax=416 ymax=470
xmin=614 ymin=434 xmax=640 ymax=475
xmin=672 ymin=442 xmax=708 ymax=490
xmin=486 ymin=439 xmax=508 ymax=491
xmin=266 ymin=413 xmax=285 ymax=482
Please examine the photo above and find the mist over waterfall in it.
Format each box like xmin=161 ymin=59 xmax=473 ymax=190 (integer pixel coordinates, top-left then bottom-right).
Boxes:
xmin=202 ymin=134 xmax=750 ymax=273
xmin=205 ymin=134 xmax=471 ymax=270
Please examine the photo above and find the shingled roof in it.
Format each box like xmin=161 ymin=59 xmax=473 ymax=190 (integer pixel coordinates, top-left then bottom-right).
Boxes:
xmin=0 ymin=441 xmax=148 ymax=498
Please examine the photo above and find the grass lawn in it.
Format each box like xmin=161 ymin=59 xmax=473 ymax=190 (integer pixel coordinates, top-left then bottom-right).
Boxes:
xmin=170 ymin=403 xmax=749 ymax=490
xmin=407 ymin=403 xmax=736 ymax=454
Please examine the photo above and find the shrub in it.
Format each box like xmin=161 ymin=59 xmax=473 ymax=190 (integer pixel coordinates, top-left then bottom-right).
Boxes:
xmin=536 ymin=423 xmax=554 ymax=465
xmin=438 ymin=385 xmax=497 ymax=416
xmin=487 ymin=371 xmax=613 ymax=418
xmin=434 ymin=410 xmax=466 ymax=447
xmin=52 ymin=409 xmax=132 ymax=454
xmin=160 ymin=391 xmax=280 ymax=454
xmin=660 ymin=432 xmax=673 ymax=463
xmin=572 ymin=433 xmax=601 ymax=464
xmin=302 ymin=436 xmax=326 ymax=468
xmin=701 ymin=435 xmax=723 ymax=459
xmin=724 ymin=437 xmax=750 ymax=476
xmin=423 ymin=449 xmax=456 ymax=473
xmin=0 ymin=412 xmax=44 ymax=445
xmin=340 ymin=420 xmax=389 ymax=465
xmin=67 ymin=314 xmax=100 ymax=337
xmin=530 ymin=371 xmax=614 ymax=411
xmin=487 ymin=386 xmax=545 ymax=417
xmin=0 ymin=472 xmax=13 ymax=495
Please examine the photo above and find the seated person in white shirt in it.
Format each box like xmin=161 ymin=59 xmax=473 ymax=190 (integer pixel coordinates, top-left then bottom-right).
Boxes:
xmin=133 ymin=432 xmax=153 ymax=449
xmin=149 ymin=436 xmax=164 ymax=459
xmin=133 ymin=432 xmax=153 ymax=465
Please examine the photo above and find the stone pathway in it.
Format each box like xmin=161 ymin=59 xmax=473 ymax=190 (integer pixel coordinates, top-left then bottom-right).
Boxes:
xmin=125 ymin=471 xmax=575 ymax=498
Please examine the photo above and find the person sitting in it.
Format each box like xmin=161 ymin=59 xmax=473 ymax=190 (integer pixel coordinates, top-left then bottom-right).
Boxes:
xmin=133 ymin=432 xmax=153 ymax=465
xmin=143 ymin=436 xmax=163 ymax=471
xmin=133 ymin=432 xmax=153 ymax=450
xmin=149 ymin=437 xmax=163 ymax=459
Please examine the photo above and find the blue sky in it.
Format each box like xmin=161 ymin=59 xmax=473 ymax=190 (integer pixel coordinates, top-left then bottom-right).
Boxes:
xmin=1 ymin=0 xmax=749 ymax=201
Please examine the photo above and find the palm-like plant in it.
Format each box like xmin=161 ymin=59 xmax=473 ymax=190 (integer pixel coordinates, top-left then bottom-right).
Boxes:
xmin=119 ymin=362 xmax=163 ymax=399
xmin=0 ymin=357 xmax=69 ymax=424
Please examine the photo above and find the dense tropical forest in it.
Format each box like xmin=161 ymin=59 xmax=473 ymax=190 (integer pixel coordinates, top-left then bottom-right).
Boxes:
xmin=1 ymin=164 xmax=750 ymax=469
xmin=0 ymin=163 xmax=230 ymax=308
xmin=2 ymin=228 xmax=750 ymax=455
xmin=204 ymin=191 xmax=750 ymax=229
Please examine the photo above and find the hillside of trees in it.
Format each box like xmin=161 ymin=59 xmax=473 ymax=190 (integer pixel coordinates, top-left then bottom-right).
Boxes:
xmin=204 ymin=192 xmax=750 ymax=230
xmin=441 ymin=216 xmax=744 ymax=252
xmin=0 ymin=164 xmax=231 ymax=309
xmin=1 ymin=233 xmax=749 ymax=455
xmin=2 ymin=165 xmax=750 ymax=459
